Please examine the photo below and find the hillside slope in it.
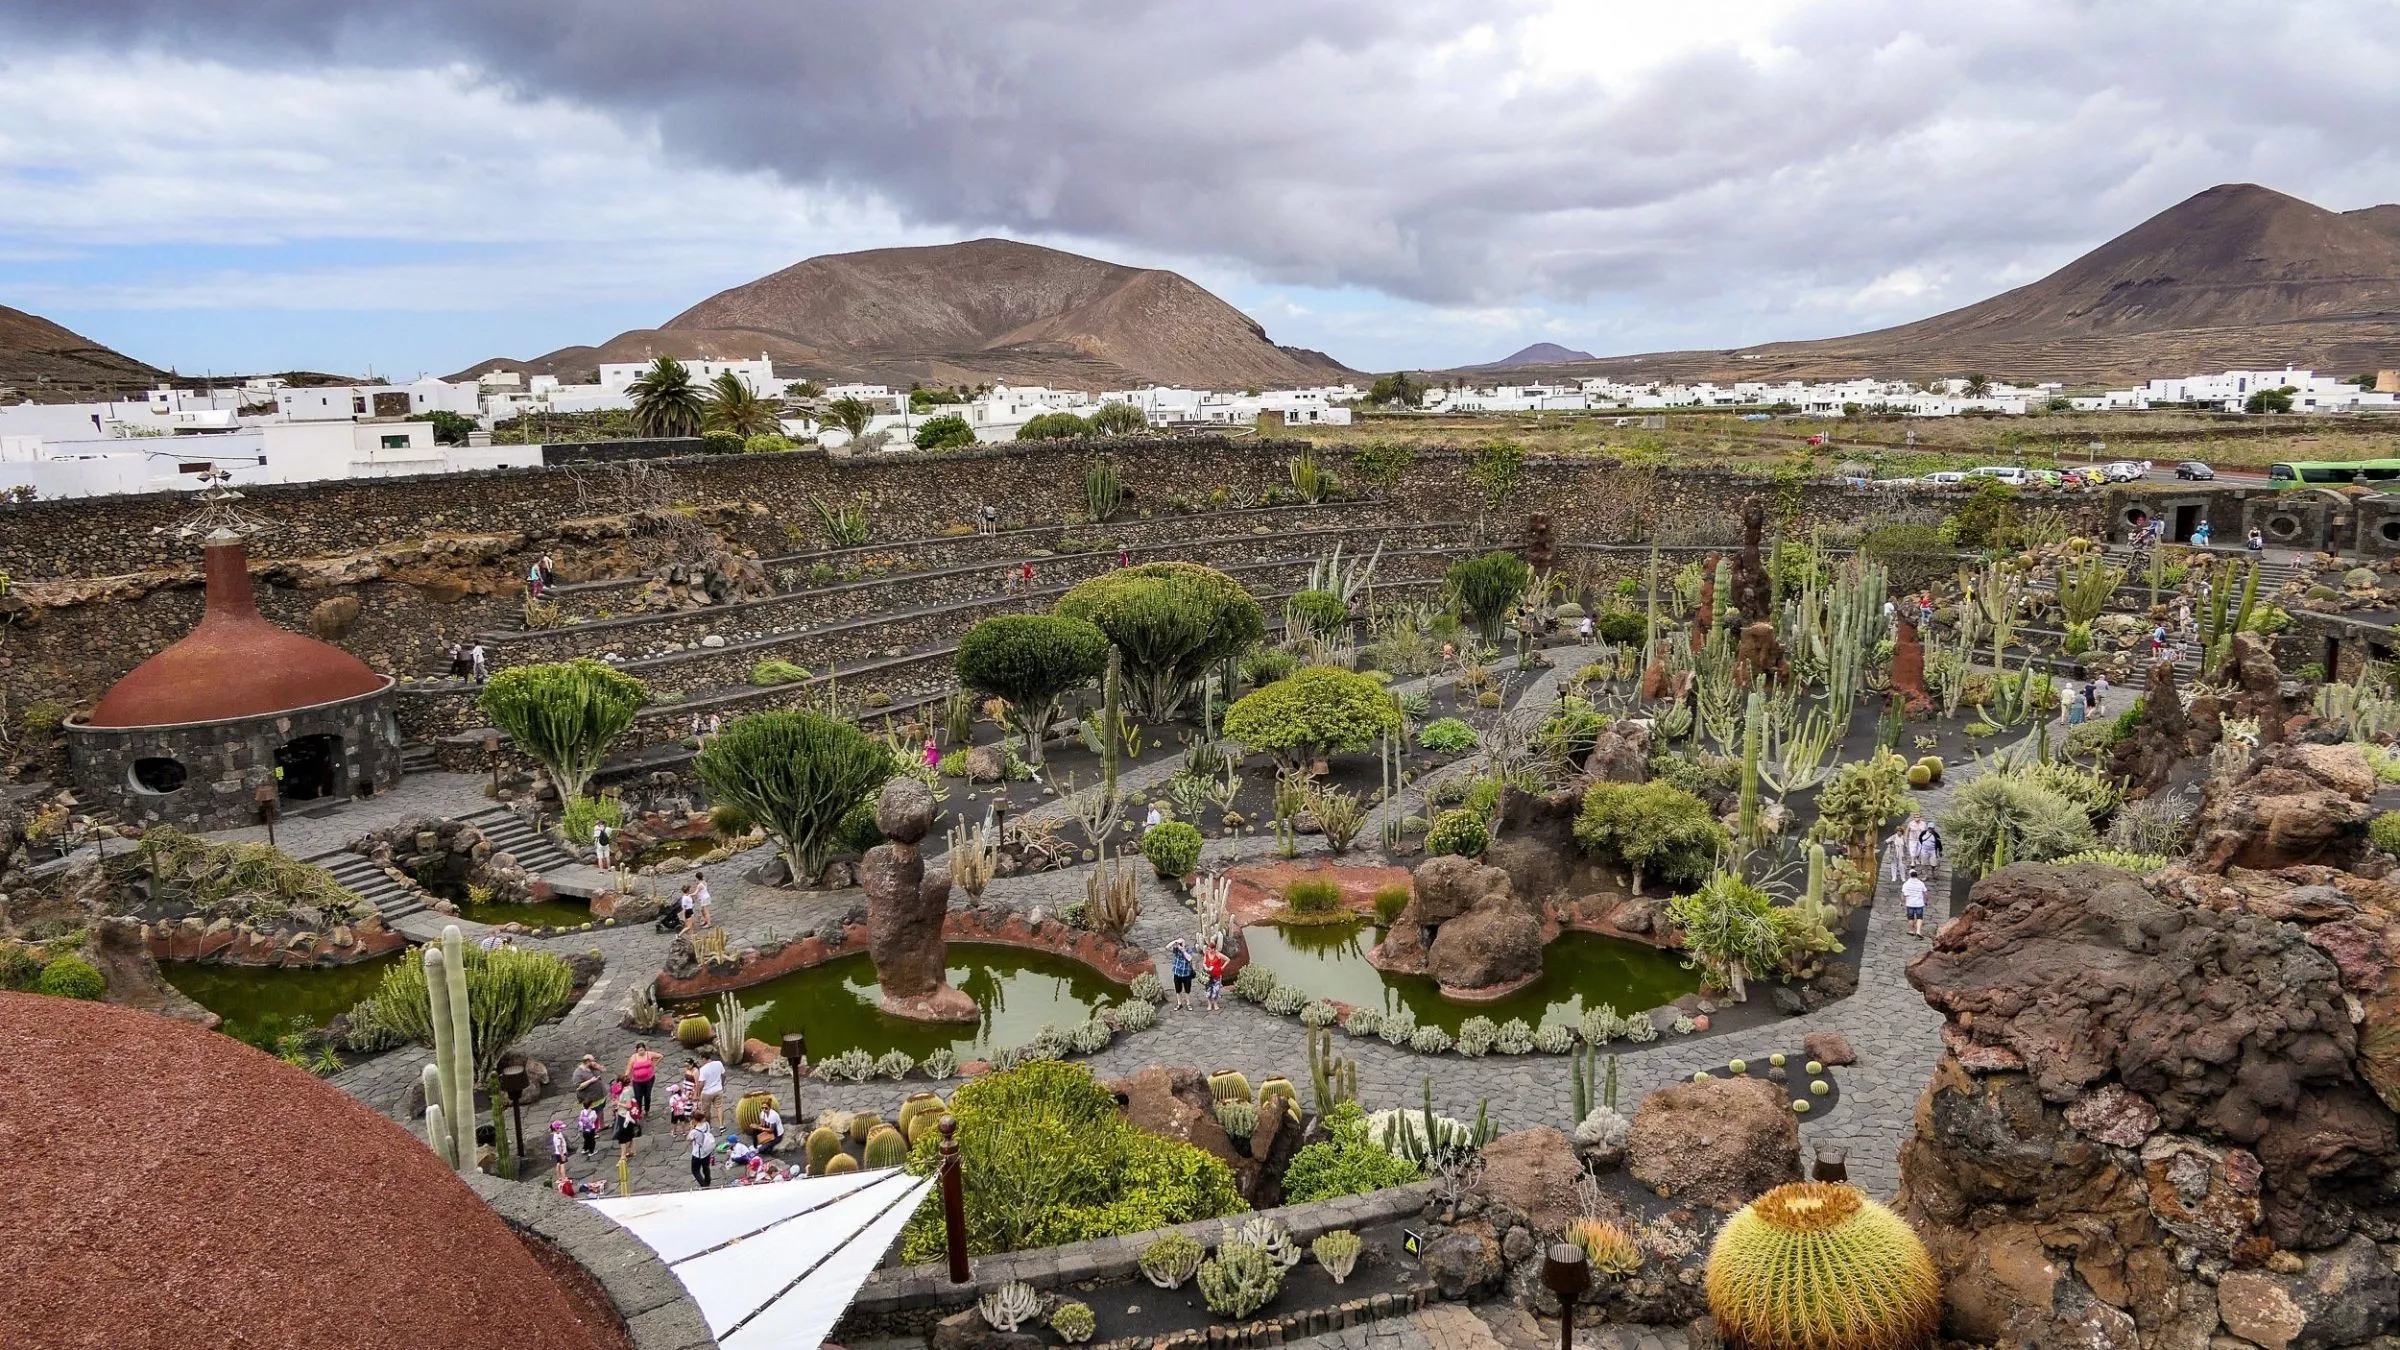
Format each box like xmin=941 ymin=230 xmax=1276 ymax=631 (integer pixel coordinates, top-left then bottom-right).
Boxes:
xmin=0 ymin=304 xmax=164 ymax=398
xmin=465 ymin=239 xmax=1352 ymax=391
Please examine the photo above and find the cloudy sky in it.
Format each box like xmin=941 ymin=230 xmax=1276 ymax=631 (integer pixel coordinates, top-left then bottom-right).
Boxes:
xmin=3 ymin=0 xmax=2397 ymax=378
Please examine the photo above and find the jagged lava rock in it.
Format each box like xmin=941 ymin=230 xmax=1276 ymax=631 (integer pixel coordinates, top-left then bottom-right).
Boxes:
xmin=1624 ymin=1074 xmax=1799 ymax=1211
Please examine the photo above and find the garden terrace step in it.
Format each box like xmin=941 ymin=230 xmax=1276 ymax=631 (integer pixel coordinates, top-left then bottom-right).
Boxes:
xmin=456 ymin=806 xmax=582 ymax=874
xmin=398 ymin=743 xmax=440 ymax=775
xmin=303 ymin=847 xmax=427 ymax=924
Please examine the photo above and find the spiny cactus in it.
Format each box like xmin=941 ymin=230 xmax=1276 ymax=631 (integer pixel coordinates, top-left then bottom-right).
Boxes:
xmin=1567 ymin=1218 xmax=1643 ymax=1276
xmin=805 ymin=1126 xmax=843 ymax=1174
xmin=863 ymin=1124 xmax=909 ymax=1168
xmin=978 ymin=1279 xmax=1040 ymax=1333
xmin=1208 ymin=1069 xmax=1253 ymax=1103
xmin=1232 ymin=1215 xmax=1301 ymax=1269
xmin=897 ymin=1092 xmax=943 ymax=1138
xmin=1139 ymin=1233 xmax=1205 ymax=1289
xmin=1257 ymin=1076 xmax=1299 ymax=1117
xmin=847 ymin=1111 xmax=881 ymax=1143
xmin=824 ymin=1152 xmax=860 ymax=1175
xmin=1705 ymin=1182 xmax=1940 ymax=1350
xmin=1311 ymin=1229 xmax=1362 ymax=1284
xmin=1197 ymin=1238 xmax=1286 ymax=1319
xmin=1215 ymin=1099 xmax=1259 ymax=1138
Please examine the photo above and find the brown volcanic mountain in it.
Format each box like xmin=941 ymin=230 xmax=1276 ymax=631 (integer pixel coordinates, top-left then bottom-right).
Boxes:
xmin=0 ymin=304 xmax=164 ymax=399
xmin=459 ymin=239 xmax=1351 ymax=391
xmin=1503 ymin=184 xmax=2400 ymax=386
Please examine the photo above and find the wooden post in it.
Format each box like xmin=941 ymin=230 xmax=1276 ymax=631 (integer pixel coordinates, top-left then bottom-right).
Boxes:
xmin=939 ymin=1115 xmax=970 ymax=1284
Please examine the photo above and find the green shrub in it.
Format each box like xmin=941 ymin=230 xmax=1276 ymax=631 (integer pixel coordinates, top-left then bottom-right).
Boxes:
xmin=1281 ymin=1101 xmax=1424 ymax=1204
xmin=2369 ymin=811 xmax=2400 ymax=857
xmin=1284 ymin=878 xmax=1343 ymax=915
xmin=742 ymin=433 xmax=797 ymax=453
xmin=1418 ymin=717 xmax=1476 ymax=752
xmin=18 ymin=700 xmax=67 ymax=738
xmin=1142 ymin=821 xmax=1204 ymax=879
xmin=0 ymin=944 xmax=43 ymax=991
xmin=912 ymin=414 xmax=975 ymax=451
xmin=835 ymin=798 xmax=884 ymax=854
xmin=699 ymin=430 xmax=745 ymax=455
xmin=899 ymin=1060 xmax=1243 ymax=1260
xmin=1285 ymin=589 xmax=1350 ymax=640
xmin=1426 ymin=808 xmax=1489 ymax=858
xmin=34 ymin=953 xmax=104 ymax=1000
xmin=1223 ymin=666 xmax=1402 ymax=773
xmin=346 ymin=942 xmax=575 ymax=1076
xmin=1372 ymin=885 xmax=1410 ymax=925
xmin=1241 ymin=647 xmax=1299 ymax=688
xmin=1057 ymin=563 xmax=1266 ymax=721
xmin=1938 ymin=773 xmax=2096 ymax=877
xmin=1667 ymin=875 xmax=1785 ymax=993
xmin=1573 ymin=782 xmax=1726 ymax=895
xmin=1537 ymin=703 xmax=1610 ymax=760
xmin=955 ymin=614 xmax=1110 ymax=766
xmin=694 ymin=711 xmax=893 ymax=882
xmin=1447 ymin=550 xmax=1533 ymax=643
xmin=749 ymin=659 xmax=813 ymax=686
xmin=1017 ymin=411 xmax=1092 ymax=440
xmin=559 ymin=794 xmax=625 ymax=849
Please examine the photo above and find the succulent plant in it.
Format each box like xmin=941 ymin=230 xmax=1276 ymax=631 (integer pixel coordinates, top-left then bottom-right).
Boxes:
xmin=847 ymin=1111 xmax=881 ymax=1143
xmin=977 ymin=1280 xmax=1040 ymax=1333
xmin=1257 ymin=1076 xmax=1299 ymax=1113
xmin=1532 ymin=1023 xmax=1575 ymax=1054
xmin=1812 ymin=1080 xmax=1831 ymax=1096
xmin=1129 ymin=971 xmax=1166 ymax=1003
xmin=1769 ymin=1053 xmax=1787 ymax=1067
xmin=1215 ymin=1099 xmax=1259 ymax=1138
xmin=675 ymin=1015 xmax=714 ymax=1049
xmin=1198 ymin=1239 xmax=1286 ymax=1318
xmin=863 ymin=1124 xmax=909 ymax=1168
xmin=1208 ymin=1069 xmax=1254 ymax=1103
xmin=1574 ymin=1106 xmax=1630 ymax=1152
xmin=1729 ymin=1058 xmax=1748 ymax=1074
xmin=921 ymin=1047 xmax=959 ymax=1080
xmin=1111 ymin=999 xmax=1158 ymax=1033
xmin=1140 ymin=1233 xmax=1205 ymax=1288
xmin=875 ymin=1050 xmax=915 ymax=1080
xmin=824 ymin=1152 xmax=860 ymax=1174
xmin=1793 ymin=1099 xmax=1812 ymax=1114
xmin=1300 ymin=999 xmax=1340 ymax=1027
xmin=1621 ymin=1013 xmax=1660 ymax=1043
xmin=1456 ymin=1016 xmax=1497 ymax=1057
xmin=1343 ymin=1008 xmax=1384 ymax=1038
xmin=1070 ymin=1018 xmax=1114 ymax=1054
xmin=1705 ymin=1183 xmax=1939 ymax=1350
xmin=1232 ymin=1215 xmax=1301 ymax=1268
xmin=1579 ymin=1003 xmax=1622 ymax=1044
xmin=1806 ymin=1060 xmax=1824 ymax=1075
xmin=1410 ymin=1025 xmax=1455 ymax=1054
xmin=1566 ymin=1218 xmax=1644 ymax=1276
xmin=1311 ymin=1229 xmax=1363 ymax=1284
xmin=1049 ymin=1302 xmax=1096 ymax=1344
xmin=805 ymin=1126 xmax=843 ymax=1174
xmin=1493 ymin=1018 xmax=1535 ymax=1054
xmin=1378 ymin=1005 xmax=1418 ymax=1046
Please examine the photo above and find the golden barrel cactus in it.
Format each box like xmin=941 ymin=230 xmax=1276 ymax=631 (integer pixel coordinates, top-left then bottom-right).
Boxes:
xmin=1705 ymin=1183 xmax=1939 ymax=1350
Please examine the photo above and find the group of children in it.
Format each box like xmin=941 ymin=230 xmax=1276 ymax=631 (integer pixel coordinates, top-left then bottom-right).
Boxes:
xmin=542 ymin=1041 xmax=791 ymax=1194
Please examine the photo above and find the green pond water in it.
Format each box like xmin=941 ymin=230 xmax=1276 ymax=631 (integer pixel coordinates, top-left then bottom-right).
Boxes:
xmin=163 ymin=953 xmax=404 ymax=1050
xmin=1240 ymin=923 xmax=1700 ymax=1034
xmin=669 ymin=945 xmax=1118 ymax=1061
xmin=453 ymin=897 xmax=598 ymax=930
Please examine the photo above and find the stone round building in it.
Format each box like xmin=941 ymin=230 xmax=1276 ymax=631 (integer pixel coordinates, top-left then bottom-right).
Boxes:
xmin=65 ymin=527 xmax=403 ymax=829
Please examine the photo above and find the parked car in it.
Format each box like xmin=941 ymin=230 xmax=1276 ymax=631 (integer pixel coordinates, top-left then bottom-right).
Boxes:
xmin=2025 ymin=468 xmax=2064 ymax=487
xmin=1922 ymin=471 xmax=1967 ymax=485
xmin=2102 ymin=460 xmax=2146 ymax=482
xmin=2176 ymin=461 xmax=2215 ymax=480
xmin=1965 ymin=465 xmax=2031 ymax=485
xmin=2062 ymin=466 xmax=2110 ymax=487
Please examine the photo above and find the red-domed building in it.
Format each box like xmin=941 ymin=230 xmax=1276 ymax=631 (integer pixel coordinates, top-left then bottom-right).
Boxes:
xmin=65 ymin=528 xmax=404 ymax=829
xmin=0 ymin=992 xmax=644 ymax=1350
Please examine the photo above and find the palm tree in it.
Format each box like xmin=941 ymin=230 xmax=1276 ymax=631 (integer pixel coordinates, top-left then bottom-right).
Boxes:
xmin=704 ymin=371 xmax=780 ymax=437
xmin=627 ymin=356 xmax=705 ymax=438
xmin=1962 ymin=373 xmax=1993 ymax=399
xmin=826 ymin=397 xmax=874 ymax=439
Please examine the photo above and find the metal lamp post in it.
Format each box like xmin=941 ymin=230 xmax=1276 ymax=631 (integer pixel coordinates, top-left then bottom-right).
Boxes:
xmin=1541 ymin=1244 xmax=1591 ymax=1350
xmin=483 ymin=731 xmax=502 ymax=794
xmin=254 ymin=783 xmax=279 ymax=849
xmin=782 ymin=1032 xmax=806 ymax=1121
xmin=499 ymin=1064 xmax=530 ymax=1162
xmin=939 ymin=1115 xmax=970 ymax=1284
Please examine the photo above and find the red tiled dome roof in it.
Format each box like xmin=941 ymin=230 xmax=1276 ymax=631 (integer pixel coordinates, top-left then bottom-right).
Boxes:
xmin=84 ymin=532 xmax=387 ymax=728
xmin=0 ymin=992 xmax=627 ymax=1350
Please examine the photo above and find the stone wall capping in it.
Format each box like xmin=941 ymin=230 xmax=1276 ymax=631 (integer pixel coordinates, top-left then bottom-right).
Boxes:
xmin=466 ymin=1170 xmax=719 ymax=1350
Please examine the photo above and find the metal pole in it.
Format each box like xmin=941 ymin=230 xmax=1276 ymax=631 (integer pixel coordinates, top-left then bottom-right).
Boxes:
xmin=939 ymin=1115 xmax=970 ymax=1284
xmin=782 ymin=1033 xmax=807 ymax=1121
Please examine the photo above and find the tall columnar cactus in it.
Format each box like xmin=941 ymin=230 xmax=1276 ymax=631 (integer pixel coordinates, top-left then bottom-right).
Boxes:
xmin=422 ymin=929 xmax=478 ymax=1173
xmin=1308 ymin=1025 xmax=1356 ymax=1116
xmin=1805 ymin=842 xmax=1828 ymax=916
xmin=488 ymin=1073 xmax=515 ymax=1180
xmin=420 ymin=1062 xmax=453 ymax=1168
xmin=1100 ymin=646 xmax=1124 ymax=805
xmin=1084 ymin=457 xmax=1122 ymax=522
xmin=1739 ymin=688 xmax=1764 ymax=845
xmin=1704 ymin=1182 xmax=1940 ymax=1350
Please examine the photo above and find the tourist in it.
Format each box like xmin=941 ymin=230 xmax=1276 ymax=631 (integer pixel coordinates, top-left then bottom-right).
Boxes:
xmin=538 ymin=554 xmax=556 ymax=588
xmin=1002 ymin=565 xmax=1016 ymax=594
xmin=1881 ymin=598 xmax=1895 ymax=631
xmin=980 ymin=503 xmax=997 ymax=535
xmin=1116 ymin=547 xmax=1130 ymax=568
xmin=1144 ymin=803 xmax=1163 ymax=830
xmin=2175 ymin=597 xmax=2193 ymax=635
xmin=922 ymin=735 xmax=939 ymax=769
xmin=666 ymin=1068 xmax=695 ymax=1139
xmin=706 ymin=713 xmax=722 ymax=739
xmin=447 ymin=643 xmax=468 ymax=681
xmin=727 ymin=1136 xmax=759 ymax=1173
xmin=1883 ymin=826 xmax=1911 ymax=884
xmin=592 ymin=818 xmax=614 ymax=870
xmin=697 ymin=1048 xmax=726 ymax=1130
xmin=1905 ymin=813 xmax=1933 ymax=872
xmin=549 ymin=1119 xmax=571 ymax=1186
xmin=1167 ymin=939 xmax=1195 ymax=1011
xmin=1902 ymin=869 xmax=1929 ymax=938
xmin=687 ymin=1118 xmax=716 ymax=1188
xmin=1201 ymin=945 xmax=1228 ymax=1013
xmin=1021 ymin=561 xmax=1035 ymax=588
xmin=2247 ymin=527 xmax=2265 ymax=553
xmin=576 ymin=1103 xmax=601 ymax=1158
xmin=526 ymin=558 xmax=546 ymax=599
xmin=2064 ymin=684 xmax=2086 ymax=727
xmin=572 ymin=1054 xmax=606 ymax=1107
xmin=468 ymin=643 xmax=488 ymax=683
xmin=2193 ymin=520 xmax=2212 ymax=547
xmin=1918 ymin=820 xmax=1943 ymax=871
xmin=751 ymin=1102 xmax=784 ymax=1152
xmin=558 ymin=1176 xmax=608 ymax=1198
xmin=1578 ymin=612 xmax=1594 ymax=643
xmin=610 ymin=1076 xmax=642 ymax=1163
xmin=693 ymin=872 xmax=713 ymax=928
xmin=677 ymin=883 xmax=697 ymax=931
xmin=626 ymin=1042 xmax=662 ymax=1118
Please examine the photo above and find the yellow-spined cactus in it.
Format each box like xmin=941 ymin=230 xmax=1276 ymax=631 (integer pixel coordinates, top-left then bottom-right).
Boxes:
xmin=1565 ymin=1218 xmax=1643 ymax=1276
xmin=1705 ymin=1183 xmax=1939 ymax=1350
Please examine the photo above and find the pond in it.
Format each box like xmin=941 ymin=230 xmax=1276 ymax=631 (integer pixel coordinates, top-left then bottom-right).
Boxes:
xmin=451 ymin=896 xmax=599 ymax=931
xmin=668 ymin=944 xmax=1120 ymax=1061
xmin=163 ymin=953 xmax=404 ymax=1050
xmin=1239 ymin=923 xmax=1701 ymax=1035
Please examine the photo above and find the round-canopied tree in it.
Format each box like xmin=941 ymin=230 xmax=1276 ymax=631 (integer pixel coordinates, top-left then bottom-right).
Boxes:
xmin=954 ymin=615 xmax=1110 ymax=765
xmin=1573 ymin=781 xmax=1727 ymax=896
xmin=477 ymin=659 xmax=648 ymax=804
xmin=694 ymin=711 xmax=894 ymax=883
xmin=1088 ymin=401 xmax=1147 ymax=435
xmin=1056 ymin=562 xmax=1266 ymax=721
xmin=627 ymin=356 xmax=705 ymax=439
xmin=1222 ymin=666 xmax=1402 ymax=773
xmin=1017 ymin=411 xmax=1092 ymax=440
xmin=913 ymin=413 xmax=976 ymax=450
xmin=1447 ymin=550 xmax=1534 ymax=643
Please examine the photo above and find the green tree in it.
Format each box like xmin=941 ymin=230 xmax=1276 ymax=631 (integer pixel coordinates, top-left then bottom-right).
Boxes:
xmin=477 ymin=659 xmax=648 ymax=804
xmin=1056 ymin=562 xmax=1266 ymax=720
xmin=703 ymin=371 xmax=781 ymax=437
xmin=913 ymin=413 xmax=976 ymax=450
xmin=954 ymin=615 xmax=1110 ymax=765
xmin=1573 ymin=781 xmax=1727 ymax=895
xmin=1088 ymin=401 xmax=1147 ymax=435
xmin=1222 ymin=666 xmax=1403 ymax=772
xmin=407 ymin=410 xmax=477 ymax=445
xmin=1446 ymin=550 xmax=1534 ymax=643
xmin=1962 ymin=373 xmax=1993 ymax=398
xmin=1666 ymin=873 xmax=1785 ymax=999
xmin=627 ymin=356 xmax=705 ymax=439
xmin=1018 ymin=411 xmax=1092 ymax=440
xmin=694 ymin=712 xmax=894 ymax=883
xmin=825 ymin=396 xmax=875 ymax=439
xmin=2245 ymin=386 xmax=2296 ymax=414
xmin=1367 ymin=371 xmax=1425 ymax=407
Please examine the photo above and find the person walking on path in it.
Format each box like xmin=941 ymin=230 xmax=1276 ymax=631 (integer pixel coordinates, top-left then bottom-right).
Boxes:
xmin=526 ymin=558 xmax=546 ymax=599
xmin=1902 ymin=870 xmax=1930 ymax=938
xmin=1201 ymin=945 xmax=1228 ymax=1012
xmin=1167 ymin=939 xmax=1195 ymax=1011
xmin=447 ymin=643 xmax=468 ymax=681
xmin=693 ymin=872 xmax=713 ymax=928
xmin=687 ymin=1119 xmax=716 ymax=1188
xmin=1578 ymin=613 xmax=1594 ymax=643
xmin=592 ymin=819 xmax=613 ymax=870
xmin=468 ymin=643 xmax=489 ymax=683
xmin=677 ymin=882 xmax=697 ymax=932
xmin=626 ymin=1043 xmax=662 ymax=1119
xmin=1883 ymin=826 xmax=1912 ymax=884
xmin=697 ymin=1049 xmax=726 ymax=1131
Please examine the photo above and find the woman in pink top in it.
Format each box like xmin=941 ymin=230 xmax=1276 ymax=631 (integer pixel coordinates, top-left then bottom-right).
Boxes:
xmin=923 ymin=736 xmax=939 ymax=769
xmin=626 ymin=1043 xmax=662 ymax=1118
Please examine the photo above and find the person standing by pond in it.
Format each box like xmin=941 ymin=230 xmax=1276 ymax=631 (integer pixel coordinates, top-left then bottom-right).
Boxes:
xmin=1201 ymin=944 xmax=1228 ymax=1013
xmin=626 ymin=1042 xmax=662 ymax=1119
xmin=1167 ymin=939 xmax=1195 ymax=1011
xmin=592 ymin=818 xmax=614 ymax=870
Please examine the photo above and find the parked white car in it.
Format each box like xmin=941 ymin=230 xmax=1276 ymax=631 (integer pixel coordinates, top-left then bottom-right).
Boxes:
xmin=2102 ymin=461 xmax=2146 ymax=482
xmin=1965 ymin=465 xmax=2030 ymax=485
xmin=1921 ymin=471 xmax=1967 ymax=485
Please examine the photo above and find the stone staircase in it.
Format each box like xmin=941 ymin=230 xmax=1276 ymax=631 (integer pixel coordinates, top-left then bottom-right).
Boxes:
xmin=457 ymin=805 xmax=581 ymax=874
xmin=306 ymin=847 xmax=428 ymax=925
xmin=399 ymin=742 xmax=440 ymax=776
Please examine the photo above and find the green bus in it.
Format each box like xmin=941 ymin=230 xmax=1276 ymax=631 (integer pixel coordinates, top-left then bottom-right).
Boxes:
xmin=2268 ymin=459 xmax=2400 ymax=483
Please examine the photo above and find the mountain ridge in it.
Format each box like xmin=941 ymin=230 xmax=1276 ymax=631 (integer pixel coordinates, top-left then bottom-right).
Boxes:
xmin=0 ymin=304 xmax=165 ymax=398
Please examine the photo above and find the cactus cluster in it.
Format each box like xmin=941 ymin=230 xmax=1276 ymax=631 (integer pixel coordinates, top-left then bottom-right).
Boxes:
xmin=1704 ymin=1183 xmax=1939 ymax=1350
xmin=1232 ymin=1215 xmax=1301 ymax=1269
xmin=1197 ymin=1235 xmax=1286 ymax=1319
xmin=805 ymin=1127 xmax=844 ymax=1175
xmin=420 ymin=926 xmax=479 ymax=1174
xmin=977 ymin=1279 xmax=1041 ymax=1333
xmin=863 ymin=1125 xmax=909 ymax=1168
xmin=1308 ymin=1025 xmax=1356 ymax=1114
xmin=1310 ymin=1229 xmax=1362 ymax=1284
xmin=1567 ymin=1218 xmax=1644 ymax=1276
xmin=1215 ymin=1100 xmax=1259 ymax=1138
xmin=897 ymin=1092 xmax=948 ymax=1144
xmin=1049 ymin=1302 xmax=1096 ymax=1344
xmin=1139 ymin=1233 xmax=1205 ymax=1289
xmin=1208 ymin=1069 xmax=1253 ymax=1103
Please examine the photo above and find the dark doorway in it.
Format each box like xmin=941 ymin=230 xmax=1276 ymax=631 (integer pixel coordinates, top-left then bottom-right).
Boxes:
xmin=2173 ymin=503 xmax=2201 ymax=542
xmin=275 ymin=734 xmax=344 ymax=802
